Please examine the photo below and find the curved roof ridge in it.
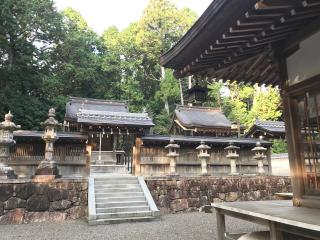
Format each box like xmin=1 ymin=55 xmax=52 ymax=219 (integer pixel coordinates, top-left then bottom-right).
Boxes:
xmin=69 ymin=96 xmax=127 ymax=106
xmin=176 ymin=105 xmax=222 ymax=112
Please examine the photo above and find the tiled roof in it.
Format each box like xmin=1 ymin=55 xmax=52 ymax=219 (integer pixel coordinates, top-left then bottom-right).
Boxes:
xmin=255 ymin=120 xmax=285 ymax=133
xmin=76 ymin=109 xmax=154 ymax=127
xmin=174 ymin=105 xmax=231 ymax=129
xmin=65 ymin=96 xmax=154 ymax=127
xmin=245 ymin=120 xmax=285 ymax=137
xmin=65 ymin=96 xmax=128 ymax=120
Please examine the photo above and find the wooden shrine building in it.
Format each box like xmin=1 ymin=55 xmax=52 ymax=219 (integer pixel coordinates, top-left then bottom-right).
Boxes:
xmin=245 ymin=120 xmax=286 ymax=139
xmin=171 ymin=105 xmax=241 ymax=137
xmin=64 ymin=97 xmax=154 ymax=165
xmin=161 ymin=0 xmax=320 ymax=238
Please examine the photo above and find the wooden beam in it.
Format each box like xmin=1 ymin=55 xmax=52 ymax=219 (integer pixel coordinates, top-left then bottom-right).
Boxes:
xmin=283 ymin=15 xmax=320 ymax=53
xmin=237 ymin=19 xmax=274 ymax=27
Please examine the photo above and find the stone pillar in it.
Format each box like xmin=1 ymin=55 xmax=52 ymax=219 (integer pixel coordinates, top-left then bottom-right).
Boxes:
xmin=252 ymin=141 xmax=267 ymax=175
xmin=165 ymin=139 xmax=180 ymax=176
xmin=34 ymin=108 xmax=62 ymax=181
xmin=0 ymin=111 xmax=20 ymax=179
xmin=196 ymin=141 xmax=211 ymax=175
xmin=224 ymin=142 xmax=240 ymax=175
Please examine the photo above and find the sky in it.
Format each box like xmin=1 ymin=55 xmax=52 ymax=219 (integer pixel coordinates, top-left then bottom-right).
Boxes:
xmin=54 ymin=0 xmax=212 ymax=34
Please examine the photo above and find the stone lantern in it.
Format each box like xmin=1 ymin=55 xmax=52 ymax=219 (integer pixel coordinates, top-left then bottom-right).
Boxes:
xmin=165 ymin=139 xmax=180 ymax=176
xmin=224 ymin=142 xmax=240 ymax=175
xmin=251 ymin=141 xmax=267 ymax=175
xmin=34 ymin=108 xmax=62 ymax=180
xmin=0 ymin=111 xmax=20 ymax=179
xmin=196 ymin=141 xmax=211 ymax=175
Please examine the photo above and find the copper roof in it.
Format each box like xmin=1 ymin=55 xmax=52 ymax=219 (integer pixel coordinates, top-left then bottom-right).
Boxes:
xmin=174 ymin=105 xmax=231 ymax=129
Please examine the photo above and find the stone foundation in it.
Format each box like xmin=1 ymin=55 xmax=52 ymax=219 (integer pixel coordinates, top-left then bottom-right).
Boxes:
xmin=0 ymin=179 xmax=87 ymax=224
xmin=145 ymin=176 xmax=291 ymax=213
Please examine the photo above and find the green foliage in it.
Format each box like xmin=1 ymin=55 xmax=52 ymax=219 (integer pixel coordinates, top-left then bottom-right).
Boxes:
xmin=0 ymin=0 xmax=63 ymax=128
xmin=152 ymin=109 xmax=172 ymax=135
xmin=271 ymin=139 xmax=288 ymax=154
xmin=207 ymin=82 xmax=283 ymax=129
xmin=206 ymin=81 xmax=224 ymax=108
xmin=0 ymin=0 xmax=197 ymax=131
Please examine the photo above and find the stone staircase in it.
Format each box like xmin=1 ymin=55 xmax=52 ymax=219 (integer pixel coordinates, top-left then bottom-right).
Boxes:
xmin=88 ymin=175 xmax=160 ymax=225
xmin=90 ymin=151 xmax=128 ymax=174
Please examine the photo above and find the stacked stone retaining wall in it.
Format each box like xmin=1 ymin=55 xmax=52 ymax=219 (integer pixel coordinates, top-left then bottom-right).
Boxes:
xmin=0 ymin=179 xmax=87 ymax=224
xmin=145 ymin=176 xmax=292 ymax=213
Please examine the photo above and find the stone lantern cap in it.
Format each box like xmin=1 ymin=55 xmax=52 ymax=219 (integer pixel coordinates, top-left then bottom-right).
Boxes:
xmin=196 ymin=141 xmax=211 ymax=150
xmin=165 ymin=138 xmax=180 ymax=149
xmin=252 ymin=141 xmax=267 ymax=160
xmin=0 ymin=111 xmax=21 ymax=131
xmin=42 ymin=108 xmax=62 ymax=128
xmin=224 ymin=142 xmax=240 ymax=151
xmin=251 ymin=141 xmax=267 ymax=152
xmin=225 ymin=142 xmax=240 ymax=159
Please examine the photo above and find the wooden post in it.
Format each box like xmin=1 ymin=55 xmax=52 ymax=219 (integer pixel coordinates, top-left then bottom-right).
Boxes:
xmin=133 ymin=137 xmax=142 ymax=176
xmin=98 ymin=132 xmax=102 ymax=163
xmin=86 ymin=144 xmax=92 ymax=175
xmin=281 ymin=89 xmax=305 ymax=202
xmin=269 ymin=221 xmax=283 ymax=240
xmin=216 ymin=209 xmax=226 ymax=240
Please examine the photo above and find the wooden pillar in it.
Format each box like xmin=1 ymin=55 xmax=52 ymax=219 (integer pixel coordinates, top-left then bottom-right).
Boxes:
xmin=281 ymin=89 xmax=305 ymax=203
xmin=269 ymin=221 xmax=283 ymax=240
xmin=85 ymin=144 xmax=92 ymax=176
xmin=133 ymin=137 xmax=142 ymax=176
xmin=113 ymin=134 xmax=118 ymax=163
xmin=216 ymin=209 xmax=226 ymax=240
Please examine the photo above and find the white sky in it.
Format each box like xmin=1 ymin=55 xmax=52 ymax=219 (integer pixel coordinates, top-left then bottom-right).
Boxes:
xmin=54 ymin=0 xmax=212 ymax=34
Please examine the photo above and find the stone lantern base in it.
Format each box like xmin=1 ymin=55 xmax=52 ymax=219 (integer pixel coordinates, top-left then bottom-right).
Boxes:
xmin=0 ymin=166 xmax=17 ymax=179
xmin=33 ymin=163 xmax=60 ymax=182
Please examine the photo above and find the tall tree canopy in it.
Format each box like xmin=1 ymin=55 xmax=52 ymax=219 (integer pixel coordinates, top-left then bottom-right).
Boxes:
xmin=0 ymin=0 xmax=282 ymax=133
xmin=0 ymin=0 xmax=197 ymax=131
xmin=206 ymin=82 xmax=283 ymax=129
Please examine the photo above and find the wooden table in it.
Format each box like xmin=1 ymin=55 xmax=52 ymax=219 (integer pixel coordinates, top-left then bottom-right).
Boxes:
xmin=212 ymin=200 xmax=320 ymax=240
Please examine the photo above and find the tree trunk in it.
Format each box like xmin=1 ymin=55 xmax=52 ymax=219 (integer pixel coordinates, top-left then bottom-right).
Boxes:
xmin=8 ymin=36 xmax=15 ymax=71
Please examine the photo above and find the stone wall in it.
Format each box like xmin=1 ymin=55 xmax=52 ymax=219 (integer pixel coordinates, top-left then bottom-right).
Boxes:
xmin=145 ymin=176 xmax=291 ymax=213
xmin=0 ymin=179 xmax=87 ymax=224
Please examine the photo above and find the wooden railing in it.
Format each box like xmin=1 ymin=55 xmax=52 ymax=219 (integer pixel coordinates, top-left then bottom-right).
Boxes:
xmin=9 ymin=143 xmax=86 ymax=165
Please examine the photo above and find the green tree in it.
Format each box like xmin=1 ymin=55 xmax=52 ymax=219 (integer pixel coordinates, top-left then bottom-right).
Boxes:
xmin=208 ymin=82 xmax=282 ymax=129
xmin=271 ymin=139 xmax=288 ymax=154
xmin=0 ymin=0 xmax=63 ymax=129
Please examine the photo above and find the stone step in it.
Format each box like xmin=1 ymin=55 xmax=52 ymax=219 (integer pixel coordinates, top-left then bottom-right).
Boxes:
xmin=94 ymin=181 xmax=139 ymax=186
xmin=89 ymin=216 xmax=156 ymax=225
xmin=94 ymin=183 xmax=140 ymax=187
xmin=96 ymin=206 xmax=150 ymax=213
xmin=96 ymin=201 xmax=148 ymax=208
xmin=95 ymin=192 xmax=144 ymax=198
xmin=96 ymin=210 xmax=153 ymax=220
xmin=95 ymin=187 xmax=141 ymax=193
xmin=94 ymin=176 xmax=137 ymax=181
xmin=92 ymin=161 xmax=117 ymax=165
xmin=95 ymin=196 xmax=146 ymax=203
xmin=94 ymin=180 xmax=139 ymax=186
xmin=90 ymin=165 xmax=128 ymax=174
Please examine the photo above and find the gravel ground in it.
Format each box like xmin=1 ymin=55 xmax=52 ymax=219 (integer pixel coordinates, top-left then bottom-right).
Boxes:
xmin=0 ymin=211 xmax=266 ymax=240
